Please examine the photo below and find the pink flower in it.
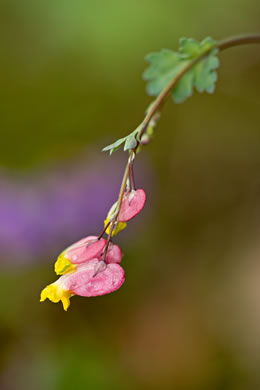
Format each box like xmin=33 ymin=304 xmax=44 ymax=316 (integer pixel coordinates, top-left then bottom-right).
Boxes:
xmin=64 ymin=235 xmax=106 ymax=263
xmin=118 ymin=189 xmax=146 ymax=222
xmin=55 ymin=235 xmax=106 ymax=275
xmin=55 ymin=235 xmax=124 ymax=275
xmin=104 ymin=189 xmax=146 ymax=236
xmin=104 ymin=243 xmax=123 ymax=264
xmin=40 ymin=258 xmax=125 ymax=311
xmin=41 ymin=188 xmax=146 ymax=311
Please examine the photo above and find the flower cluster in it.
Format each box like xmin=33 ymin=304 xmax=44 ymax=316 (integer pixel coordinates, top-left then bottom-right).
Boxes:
xmin=40 ymin=188 xmax=146 ymax=310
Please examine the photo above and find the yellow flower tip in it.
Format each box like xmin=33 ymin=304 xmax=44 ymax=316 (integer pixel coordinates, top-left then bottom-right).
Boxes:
xmin=55 ymin=253 xmax=76 ymax=275
xmin=104 ymin=218 xmax=127 ymax=236
xmin=61 ymin=296 xmax=70 ymax=311
xmin=40 ymin=283 xmax=72 ymax=311
xmin=104 ymin=216 xmax=110 ymax=234
xmin=113 ymin=221 xmax=127 ymax=236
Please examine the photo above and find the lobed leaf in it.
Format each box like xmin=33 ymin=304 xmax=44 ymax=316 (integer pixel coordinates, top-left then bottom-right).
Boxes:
xmin=193 ymin=51 xmax=219 ymax=93
xmin=143 ymin=37 xmax=219 ymax=104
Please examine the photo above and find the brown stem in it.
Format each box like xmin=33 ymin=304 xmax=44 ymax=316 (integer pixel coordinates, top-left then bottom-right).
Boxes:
xmin=218 ymin=34 xmax=260 ymax=51
xmin=102 ymin=153 xmax=133 ymax=261
xmin=98 ymin=221 xmax=110 ymax=240
xmin=101 ymin=220 xmax=114 ymax=263
xmin=129 ymin=162 xmax=136 ymax=190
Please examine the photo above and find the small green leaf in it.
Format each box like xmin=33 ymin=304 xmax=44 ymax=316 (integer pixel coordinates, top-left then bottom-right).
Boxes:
xmin=109 ymin=144 xmax=123 ymax=155
xmin=102 ymin=137 xmax=126 ymax=154
xmin=124 ymin=133 xmax=137 ymax=151
xmin=103 ymin=125 xmax=142 ymax=154
xmin=143 ymin=37 xmax=219 ymax=104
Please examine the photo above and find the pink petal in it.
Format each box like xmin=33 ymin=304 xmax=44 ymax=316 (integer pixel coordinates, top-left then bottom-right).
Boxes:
xmin=118 ymin=189 xmax=146 ymax=222
xmin=66 ymin=236 xmax=106 ymax=264
xmin=65 ymin=259 xmax=125 ymax=297
xmin=104 ymin=243 xmax=123 ymax=264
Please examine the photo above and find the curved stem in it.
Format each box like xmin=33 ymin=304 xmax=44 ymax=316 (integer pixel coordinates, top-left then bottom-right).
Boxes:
xmin=106 ymin=33 xmax=260 ymax=248
xmin=141 ymin=52 xmax=208 ymax=135
xmin=218 ymin=34 xmax=260 ymax=51
xmin=138 ymin=33 xmax=260 ymax=140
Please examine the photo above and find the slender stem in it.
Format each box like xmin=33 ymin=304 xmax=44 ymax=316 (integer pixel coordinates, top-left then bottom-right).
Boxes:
xmin=102 ymin=33 xmax=260 ymax=260
xmin=101 ymin=220 xmax=114 ymax=262
xmin=117 ymin=154 xmax=132 ymax=204
xmin=102 ymin=153 xmax=133 ymax=261
xmin=98 ymin=221 xmax=110 ymax=240
xmin=129 ymin=162 xmax=136 ymax=190
xmin=218 ymin=34 xmax=260 ymax=51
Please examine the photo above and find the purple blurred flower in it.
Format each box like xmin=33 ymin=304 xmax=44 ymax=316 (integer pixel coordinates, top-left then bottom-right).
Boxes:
xmin=0 ymin=151 xmax=151 ymax=266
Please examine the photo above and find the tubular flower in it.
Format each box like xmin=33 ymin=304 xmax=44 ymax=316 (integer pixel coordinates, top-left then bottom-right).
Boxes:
xmin=41 ymin=188 xmax=146 ymax=310
xmin=55 ymin=236 xmax=106 ymax=275
xmin=100 ymin=242 xmax=123 ymax=264
xmin=104 ymin=189 xmax=146 ymax=236
xmin=41 ymin=259 xmax=125 ymax=311
xmin=118 ymin=189 xmax=146 ymax=222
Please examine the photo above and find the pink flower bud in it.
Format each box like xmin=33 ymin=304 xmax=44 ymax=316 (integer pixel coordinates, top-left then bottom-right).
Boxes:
xmin=118 ymin=189 xmax=146 ymax=222
xmin=55 ymin=235 xmax=106 ymax=275
xmin=66 ymin=236 xmax=106 ymax=264
xmin=100 ymin=242 xmax=123 ymax=264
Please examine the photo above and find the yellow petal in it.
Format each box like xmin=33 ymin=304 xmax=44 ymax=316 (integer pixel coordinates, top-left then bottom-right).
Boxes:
xmin=61 ymin=295 xmax=71 ymax=311
xmin=104 ymin=217 xmax=127 ymax=237
xmin=113 ymin=221 xmax=127 ymax=236
xmin=40 ymin=283 xmax=72 ymax=311
xmin=55 ymin=253 xmax=76 ymax=275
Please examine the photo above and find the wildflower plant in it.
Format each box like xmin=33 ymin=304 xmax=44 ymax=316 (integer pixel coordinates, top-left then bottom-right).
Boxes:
xmin=41 ymin=34 xmax=260 ymax=310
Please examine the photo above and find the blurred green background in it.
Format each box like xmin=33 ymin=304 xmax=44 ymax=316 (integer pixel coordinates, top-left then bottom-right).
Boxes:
xmin=1 ymin=1 xmax=260 ymax=389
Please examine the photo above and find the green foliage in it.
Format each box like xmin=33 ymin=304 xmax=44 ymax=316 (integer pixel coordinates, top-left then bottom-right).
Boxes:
xmin=103 ymin=37 xmax=220 ymax=154
xmin=124 ymin=132 xmax=137 ymax=151
xmin=143 ymin=37 xmax=219 ymax=103
xmin=102 ymin=126 xmax=141 ymax=154
xmin=102 ymin=137 xmax=127 ymax=155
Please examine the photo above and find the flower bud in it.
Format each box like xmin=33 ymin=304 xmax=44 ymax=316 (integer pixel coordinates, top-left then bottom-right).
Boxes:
xmin=55 ymin=236 xmax=106 ymax=275
xmin=118 ymin=189 xmax=146 ymax=222
xmin=100 ymin=242 xmax=123 ymax=264
xmin=140 ymin=133 xmax=151 ymax=145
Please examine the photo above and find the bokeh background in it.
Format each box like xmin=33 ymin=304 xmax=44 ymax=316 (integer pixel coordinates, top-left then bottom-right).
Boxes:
xmin=1 ymin=1 xmax=260 ymax=389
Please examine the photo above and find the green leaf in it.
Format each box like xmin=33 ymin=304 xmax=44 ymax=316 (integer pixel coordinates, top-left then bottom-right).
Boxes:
xmin=124 ymin=133 xmax=137 ymax=151
xmin=179 ymin=37 xmax=216 ymax=57
xmin=102 ymin=137 xmax=126 ymax=155
xmin=109 ymin=144 xmax=124 ymax=155
xmin=143 ymin=37 xmax=219 ymax=104
xmin=193 ymin=51 xmax=219 ymax=93
xmin=143 ymin=49 xmax=184 ymax=96
xmin=172 ymin=70 xmax=193 ymax=103
xmin=103 ymin=125 xmax=142 ymax=154
xmin=179 ymin=38 xmax=202 ymax=57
